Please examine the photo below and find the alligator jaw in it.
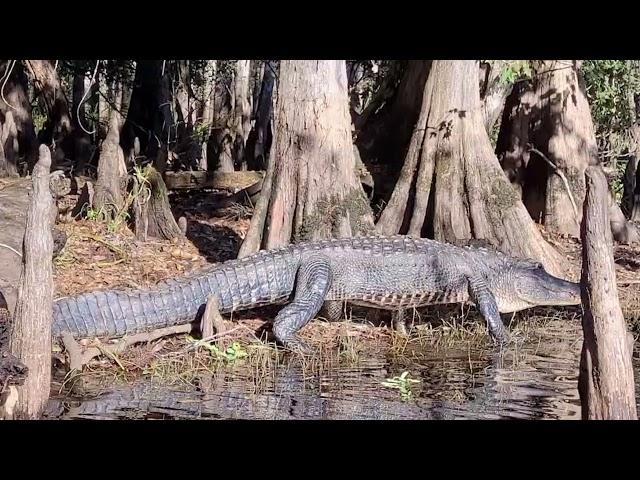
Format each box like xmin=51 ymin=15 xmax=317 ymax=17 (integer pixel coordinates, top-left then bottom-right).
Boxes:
xmin=514 ymin=270 xmax=581 ymax=311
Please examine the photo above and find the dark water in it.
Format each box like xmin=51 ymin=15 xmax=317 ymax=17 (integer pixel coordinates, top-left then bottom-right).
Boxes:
xmin=47 ymin=318 xmax=640 ymax=420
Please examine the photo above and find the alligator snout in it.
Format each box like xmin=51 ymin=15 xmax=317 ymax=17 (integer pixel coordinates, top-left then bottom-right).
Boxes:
xmin=522 ymin=270 xmax=581 ymax=307
xmin=541 ymin=275 xmax=581 ymax=305
xmin=499 ymin=266 xmax=582 ymax=313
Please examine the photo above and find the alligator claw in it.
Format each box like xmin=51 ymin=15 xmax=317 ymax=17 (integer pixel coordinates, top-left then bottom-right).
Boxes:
xmin=283 ymin=336 xmax=314 ymax=356
xmin=491 ymin=330 xmax=511 ymax=348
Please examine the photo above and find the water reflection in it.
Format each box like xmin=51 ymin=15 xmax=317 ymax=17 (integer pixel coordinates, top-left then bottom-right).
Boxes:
xmin=48 ymin=318 xmax=638 ymax=420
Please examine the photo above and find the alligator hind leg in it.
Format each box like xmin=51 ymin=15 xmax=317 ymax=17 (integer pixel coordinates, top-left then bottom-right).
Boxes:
xmin=467 ymin=275 xmax=509 ymax=346
xmin=320 ymin=301 xmax=343 ymax=322
xmin=272 ymin=254 xmax=332 ymax=354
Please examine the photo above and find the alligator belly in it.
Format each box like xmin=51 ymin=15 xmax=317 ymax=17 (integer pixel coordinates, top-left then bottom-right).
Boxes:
xmin=345 ymin=291 xmax=467 ymax=310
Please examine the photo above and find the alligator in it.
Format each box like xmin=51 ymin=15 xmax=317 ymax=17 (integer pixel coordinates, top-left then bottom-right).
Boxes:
xmin=51 ymin=235 xmax=581 ymax=353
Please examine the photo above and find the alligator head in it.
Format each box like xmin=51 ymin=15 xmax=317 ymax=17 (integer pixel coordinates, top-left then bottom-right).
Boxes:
xmin=491 ymin=260 xmax=581 ymax=313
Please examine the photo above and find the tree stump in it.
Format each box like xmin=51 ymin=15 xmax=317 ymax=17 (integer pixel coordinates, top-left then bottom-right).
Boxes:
xmin=133 ymin=166 xmax=183 ymax=241
xmin=578 ymin=166 xmax=637 ymax=420
xmin=8 ymin=145 xmax=55 ymax=419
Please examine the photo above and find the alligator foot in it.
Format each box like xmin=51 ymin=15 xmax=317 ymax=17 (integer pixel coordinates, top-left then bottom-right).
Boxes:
xmin=468 ymin=275 xmax=513 ymax=349
xmin=281 ymin=336 xmax=313 ymax=356
xmin=490 ymin=330 xmax=512 ymax=349
xmin=272 ymin=253 xmax=331 ymax=357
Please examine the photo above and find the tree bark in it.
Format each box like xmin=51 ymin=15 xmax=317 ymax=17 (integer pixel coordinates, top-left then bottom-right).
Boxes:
xmin=94 ymin=80 xmax=127 ymax=221
xmin=608 ymin=192 xmax=639 ymax=244
xmin=123 ymin=61 xmax=176 ymax=171
xmin=497 ymin=60 xmax=639 ymax=243
xmin=199 ymin=60 xmax=217 ymax=171
xmin=479 ymin=62 xmax=513 ymax=134
xmin=0 ymin=60 xmax=38 ymax=176
xmin=578 ymin=166 xmax=637 ymax=420
xmin=530 ymin=61 xmax=594 ymax=236
xmin=232 ymin=60 xmax=253 ymax=170
xmin=248 ymin=60 xmax=275 ymax=170
xmin=8 ymin=145 xmax=55 ymax=419
xmin=252 ymin=62 xmax=264 ymax=118
xmin=376 ymin=60 xmax=564 ymax=276
xmin=205 ymin=65 xmax=235 ymax=173
xmin=133 ymin=166 xmax=183 ymax=241
xmin=237 ymin=148 xmax=276 ymax=258
xmin=210 ymin=128 xmax=235 ymax=172
xmin=622 ymin=110 xmax=640 ymax=221
xmin=97 ymin=69 xmax=109 ymax=141
xmin=495 ymin=80 xmax=544 ymax=220
xmin=172 ymin=60 xmax=202 ymax=170
xmin=24 ymin=60 xmax=73 ymax=167
xmin=174 ymin=60 xmax=191 ymax=132
xmin=352 ymin=61 xmax=404 ymax=133
xmin=239 ymin=60 xmax=375 ymax=254
xmin=71 ymin=68 xmax=93 ymax=174
xmin=622 ymin=151 xmax=639 ymax=221
xmin=356 ymin=61 xmax=431 ymax=174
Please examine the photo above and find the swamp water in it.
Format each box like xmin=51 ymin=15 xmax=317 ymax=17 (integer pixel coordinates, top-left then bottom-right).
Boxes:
xmin=46 ymin=316 xmax=640 ymax=420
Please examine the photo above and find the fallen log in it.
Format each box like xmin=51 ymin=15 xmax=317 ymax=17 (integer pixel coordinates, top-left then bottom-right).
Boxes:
xmin=163 ymin=170 xmax=265 ymax=192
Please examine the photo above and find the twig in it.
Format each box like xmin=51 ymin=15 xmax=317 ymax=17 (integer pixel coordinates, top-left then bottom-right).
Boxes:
xmin=0 ymin=243 xmax=21 ymax=257
xmin=77 ymin=233 xmax=127 ymax=258
xmin=528 ymin=146 xmax=580 ymax=225
xmin=198 ymin=325 xmax=246 ymax=344
xmin=161 ymin=323 xmax=257 ymax=358
xmin=0 ymin=60 xmax=18 ymax=111
xmin=61 ymin=323 xmax=194 ymax=371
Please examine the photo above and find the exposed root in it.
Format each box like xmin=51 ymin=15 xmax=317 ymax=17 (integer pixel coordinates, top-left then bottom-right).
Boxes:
xmin=200 ymin=295 xmax=227 ymax=345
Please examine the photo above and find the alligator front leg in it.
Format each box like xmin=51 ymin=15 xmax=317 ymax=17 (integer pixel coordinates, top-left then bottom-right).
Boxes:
xmin=466 ymin=275 xmax=509 ymax=346
xmin=272 ymin=254 xmax=332 ymax=354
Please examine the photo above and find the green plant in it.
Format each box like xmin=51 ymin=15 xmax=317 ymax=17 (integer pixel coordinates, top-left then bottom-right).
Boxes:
xmin=583 ymin=61 xmax=640 ymax=132
xmin=192 ymin=121 xmax=211 ymax=144
xmin=583 ymin=60 xmax=640 ymax=167
xmin=500 ymin=61 xmax=532 ymax=85
xmin=83 ymin=165 xmax=151 ymax=233
xmin=189 ymin=337 xmax=248 ymax=362
xmin=85 ymin=206 xmax=101 ymax=221
xmin=482 ymin=60 xmax=532 ymax=86
xmin=381 ymin=371 xmax=421 ymax=401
